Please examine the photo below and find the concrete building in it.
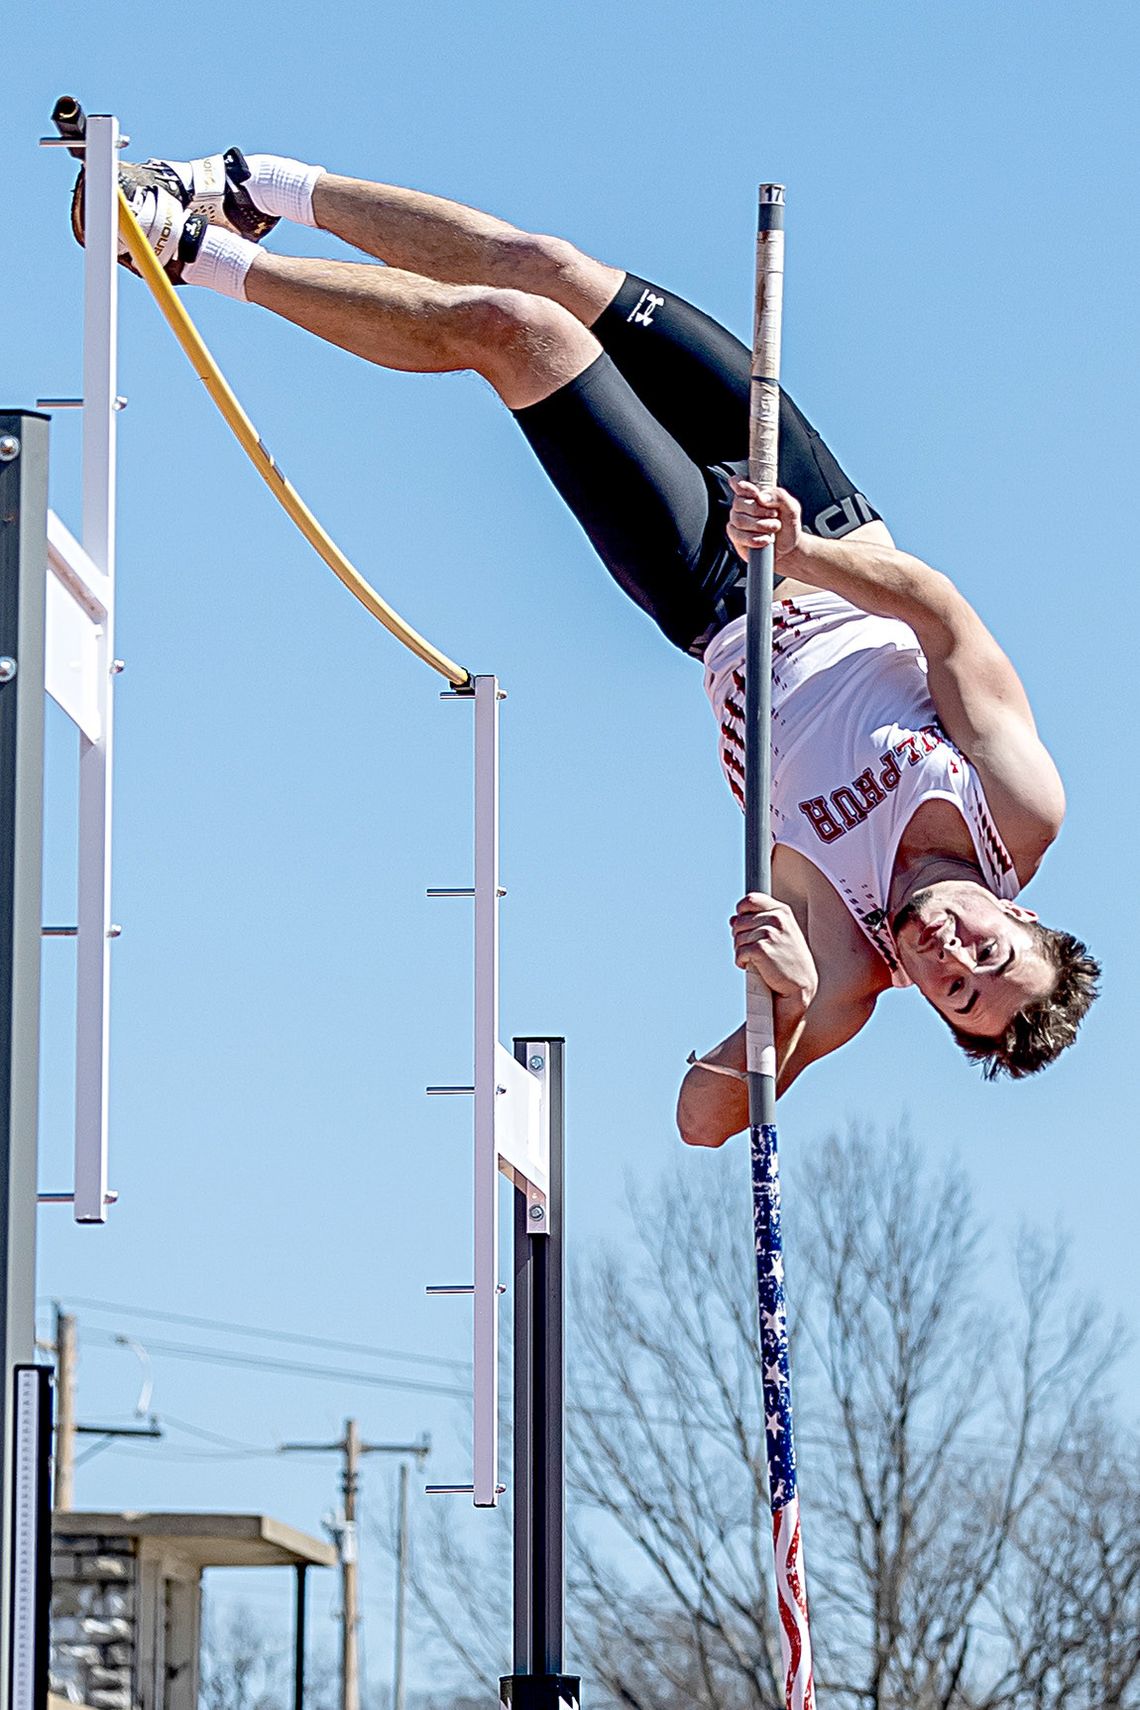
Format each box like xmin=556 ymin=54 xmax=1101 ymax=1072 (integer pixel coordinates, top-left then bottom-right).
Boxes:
xmin=49 ymin=1512 xmax=335 ymax=1710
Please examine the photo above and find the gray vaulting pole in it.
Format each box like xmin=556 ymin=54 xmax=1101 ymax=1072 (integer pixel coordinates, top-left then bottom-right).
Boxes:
xmin=745 ymin=191 xmax=816 ymax=1709
xmin=744 ymin=188 xmax=784 ymax=1101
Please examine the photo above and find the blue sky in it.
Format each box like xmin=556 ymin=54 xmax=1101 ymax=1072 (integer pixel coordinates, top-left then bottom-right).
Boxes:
xmin=4 ymin=0 xmax=1138 ymax=1693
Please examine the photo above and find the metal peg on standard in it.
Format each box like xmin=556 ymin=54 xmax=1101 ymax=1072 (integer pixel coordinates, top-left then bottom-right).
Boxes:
xmin=0 ymin=658 xmax=17 ymax=683
xmin=33 ymin=397 xmax=128 ymax=412
xmin=528 ymin=1056 xmax=545 ymax=1071
xmin=426 ymin=1482 xmax=507 ymax=1497
xmin=0 ymin=436 xmax=20 ymax=462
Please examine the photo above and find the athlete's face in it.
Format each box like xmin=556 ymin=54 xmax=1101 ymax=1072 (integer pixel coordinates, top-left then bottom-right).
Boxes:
xmin=892 ymin=882 xmax=1053 ymax=1036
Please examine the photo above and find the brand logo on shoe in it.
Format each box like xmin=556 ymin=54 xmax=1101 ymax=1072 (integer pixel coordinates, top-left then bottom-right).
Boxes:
xmin=153 ymin=207 xmax=176 ymax=259
xmin=196 ymin=156 xmax=225 ymax=195
xmin=628 ymin=288 xmax=665 ymax=328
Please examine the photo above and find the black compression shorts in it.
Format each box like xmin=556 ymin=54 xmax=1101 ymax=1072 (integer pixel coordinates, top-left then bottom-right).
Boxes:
xmin=513 ymin=272 xmax=880 ymax=657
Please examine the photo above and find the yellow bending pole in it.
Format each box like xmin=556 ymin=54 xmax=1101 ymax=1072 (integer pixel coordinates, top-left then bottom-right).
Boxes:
xmin=116 ymin=188 xmax=472 ymax=689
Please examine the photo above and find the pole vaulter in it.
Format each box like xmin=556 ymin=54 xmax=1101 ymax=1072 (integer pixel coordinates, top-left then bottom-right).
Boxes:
xmin=53 ymin=107 xmax=1105 ymax=1706
xmin=56 ymin=106 xmax=1100 ymax=1097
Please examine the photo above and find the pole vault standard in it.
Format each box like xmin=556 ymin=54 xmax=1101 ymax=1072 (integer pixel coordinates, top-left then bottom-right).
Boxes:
xmin=424 ymin=677 xmax=577 ymax=1710
xmin=745 ymin=187 xmax=815 ymax=1710
xmin=48 ymin=99 xmax=577 ymax=1710
xmin=0 ymin=105 xmax=130 ymax=1708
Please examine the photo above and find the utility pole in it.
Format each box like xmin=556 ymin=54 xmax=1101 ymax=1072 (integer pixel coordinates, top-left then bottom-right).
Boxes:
xmin=53 ymin=1307 xmax=77 ymax=1511
xmin=343 ymin=1418 xmax=360 ymax=1710
xmin=392 ymin=1461 xmax=409 ymax=1710
xmin=44 ymin=1312 xmax=160 ymax=1513
xmin=281 ymin=1423 xmax=429 ymax=1710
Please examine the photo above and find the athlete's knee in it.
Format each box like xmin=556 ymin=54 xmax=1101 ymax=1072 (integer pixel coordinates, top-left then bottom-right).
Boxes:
xmin=461 ymin=287 xmax=598 ymax=408
xmin=506 ymin=230 xmax=593 ymax=294
xmin=460 ymin=286 xmax=569 ymax=372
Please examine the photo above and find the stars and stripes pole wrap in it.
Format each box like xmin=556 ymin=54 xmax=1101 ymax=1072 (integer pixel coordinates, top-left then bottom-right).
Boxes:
xmin=745 ymin=183 xmax=816 ymax=1710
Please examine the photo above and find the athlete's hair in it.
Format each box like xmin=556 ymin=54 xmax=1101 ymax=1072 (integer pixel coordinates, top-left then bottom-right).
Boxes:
xmin=951 ymin=924 xmax=1101 ymax=1080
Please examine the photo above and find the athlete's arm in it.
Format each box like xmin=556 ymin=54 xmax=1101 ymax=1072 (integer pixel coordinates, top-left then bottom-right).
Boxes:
xmin=728 ymin=482 xmax=1066 ymax=875
xmin=675 ymin=894 xmax=872 ymax=1144
xmin=676 ymin=990 xmax=874 ymax=1146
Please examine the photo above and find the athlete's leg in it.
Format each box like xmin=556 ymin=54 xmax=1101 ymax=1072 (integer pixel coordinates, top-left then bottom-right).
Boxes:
xmin=243 ymin=251 xmax=598 ymax=410
xmin=311 ymin=174 xmax=624 ymax=325
xmin=590 ymin=274 xmax=749 ymax=464
xmin=146 ymin=152 xmax=882 ymax=545
xmin=221 ymin=246 xmax=724 ymax=649
xmin=239 ymin=247 xmax=880 ymax=646
xmin=310 ymin=174 xmax=884 ymax=532
xmin=309 ymin=178 xmax=745 ymax=463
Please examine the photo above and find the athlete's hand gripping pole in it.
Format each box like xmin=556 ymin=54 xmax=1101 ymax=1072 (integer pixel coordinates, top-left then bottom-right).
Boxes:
xmin=745 ymin=185 xmax=815 ymax=1710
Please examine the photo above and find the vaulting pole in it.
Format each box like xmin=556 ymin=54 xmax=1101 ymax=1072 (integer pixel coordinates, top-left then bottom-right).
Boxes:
xmin=745 ymin=186 xmax=815 ymax=1710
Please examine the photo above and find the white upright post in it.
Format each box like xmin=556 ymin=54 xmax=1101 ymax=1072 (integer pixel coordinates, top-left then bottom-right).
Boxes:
xmin=74 ymin=114 xmax=118 ymax=1223
xmin=472 ymin=674 xmax=501 ymax=1507
xmin=425 ymin=678 xmax=548 ymax=1508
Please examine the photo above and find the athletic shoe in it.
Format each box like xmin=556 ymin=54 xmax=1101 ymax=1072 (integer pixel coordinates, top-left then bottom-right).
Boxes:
xmin=132 ymin=150 xmax=280 ymax=242
xmin=69 ymin=160 xmax=211 ymax=283
xmin=70 ymin=149 xmax=276 ymax=274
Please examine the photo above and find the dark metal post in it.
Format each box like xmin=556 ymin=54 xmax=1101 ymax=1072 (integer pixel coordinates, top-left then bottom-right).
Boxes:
xmin=502 ymin=1038 xmax=579 ymax=1710
xmin=0 ymin=413 xmax=48 ymax=1707
xmin=293 ymin=1564 xmax=307 ymax=1710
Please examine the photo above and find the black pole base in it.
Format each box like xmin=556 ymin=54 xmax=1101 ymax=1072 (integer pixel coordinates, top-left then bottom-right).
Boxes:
xmin=499 ymin=1674 xmax=581 ymax=1709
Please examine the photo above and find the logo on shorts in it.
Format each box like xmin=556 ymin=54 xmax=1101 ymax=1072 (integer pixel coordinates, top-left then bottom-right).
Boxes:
xmin=813 ymin=493 xmax=877 ymax=537
xmin=628 ymin=288 xmax=665 ymax=328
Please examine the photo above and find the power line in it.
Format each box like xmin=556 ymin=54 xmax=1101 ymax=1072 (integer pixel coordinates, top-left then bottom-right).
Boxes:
xmin=43 ymin=1294 xmax=471 ymax=1375
xmin=161 ymin=1413 xmax=282 ymax=1455
xmin=79 ymin=1328 xmax=470 ymax=1400
xmin=53 ymin=1314 xmax=1017 ymax=1470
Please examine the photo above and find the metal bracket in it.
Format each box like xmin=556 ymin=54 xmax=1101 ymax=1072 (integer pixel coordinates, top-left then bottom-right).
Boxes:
xmin=495 ymin=1044 xmax=549 ymax=1228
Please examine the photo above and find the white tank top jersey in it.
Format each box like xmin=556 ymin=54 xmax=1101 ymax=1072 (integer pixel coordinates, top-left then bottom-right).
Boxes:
xmin=703 ymin=592 xmax=1020 ymax=987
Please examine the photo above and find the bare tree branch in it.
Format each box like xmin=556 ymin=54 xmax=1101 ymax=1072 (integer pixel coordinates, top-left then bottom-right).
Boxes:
xmin=392 ymin=1127 xmax=1135 ymax=1710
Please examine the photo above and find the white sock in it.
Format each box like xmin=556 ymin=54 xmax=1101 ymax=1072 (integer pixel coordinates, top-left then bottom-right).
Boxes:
xmin=243 ymin=154 xmax=326 ymax=228
xmin=182 ymin=228 xmax=259 ymax=301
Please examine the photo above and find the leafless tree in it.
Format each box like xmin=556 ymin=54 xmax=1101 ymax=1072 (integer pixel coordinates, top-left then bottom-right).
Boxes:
xmin=988 ymin=1417 xmax=1140 ymax=1709
xmin=199 ymin=1601 xmax=339 ymax=1710
xmin=387 ymin=1127 xmax=1133 ymax=1710
xmin=399 ymin=1497 xmax=510 ymax=1699
xmin=199 ymin=1604 xmax=291 ymax=1710
xmin=368 ymin=1445 xmax=511 ymax=1704
xmin=788 ymin=1133 xmax=1120 ymax=1709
